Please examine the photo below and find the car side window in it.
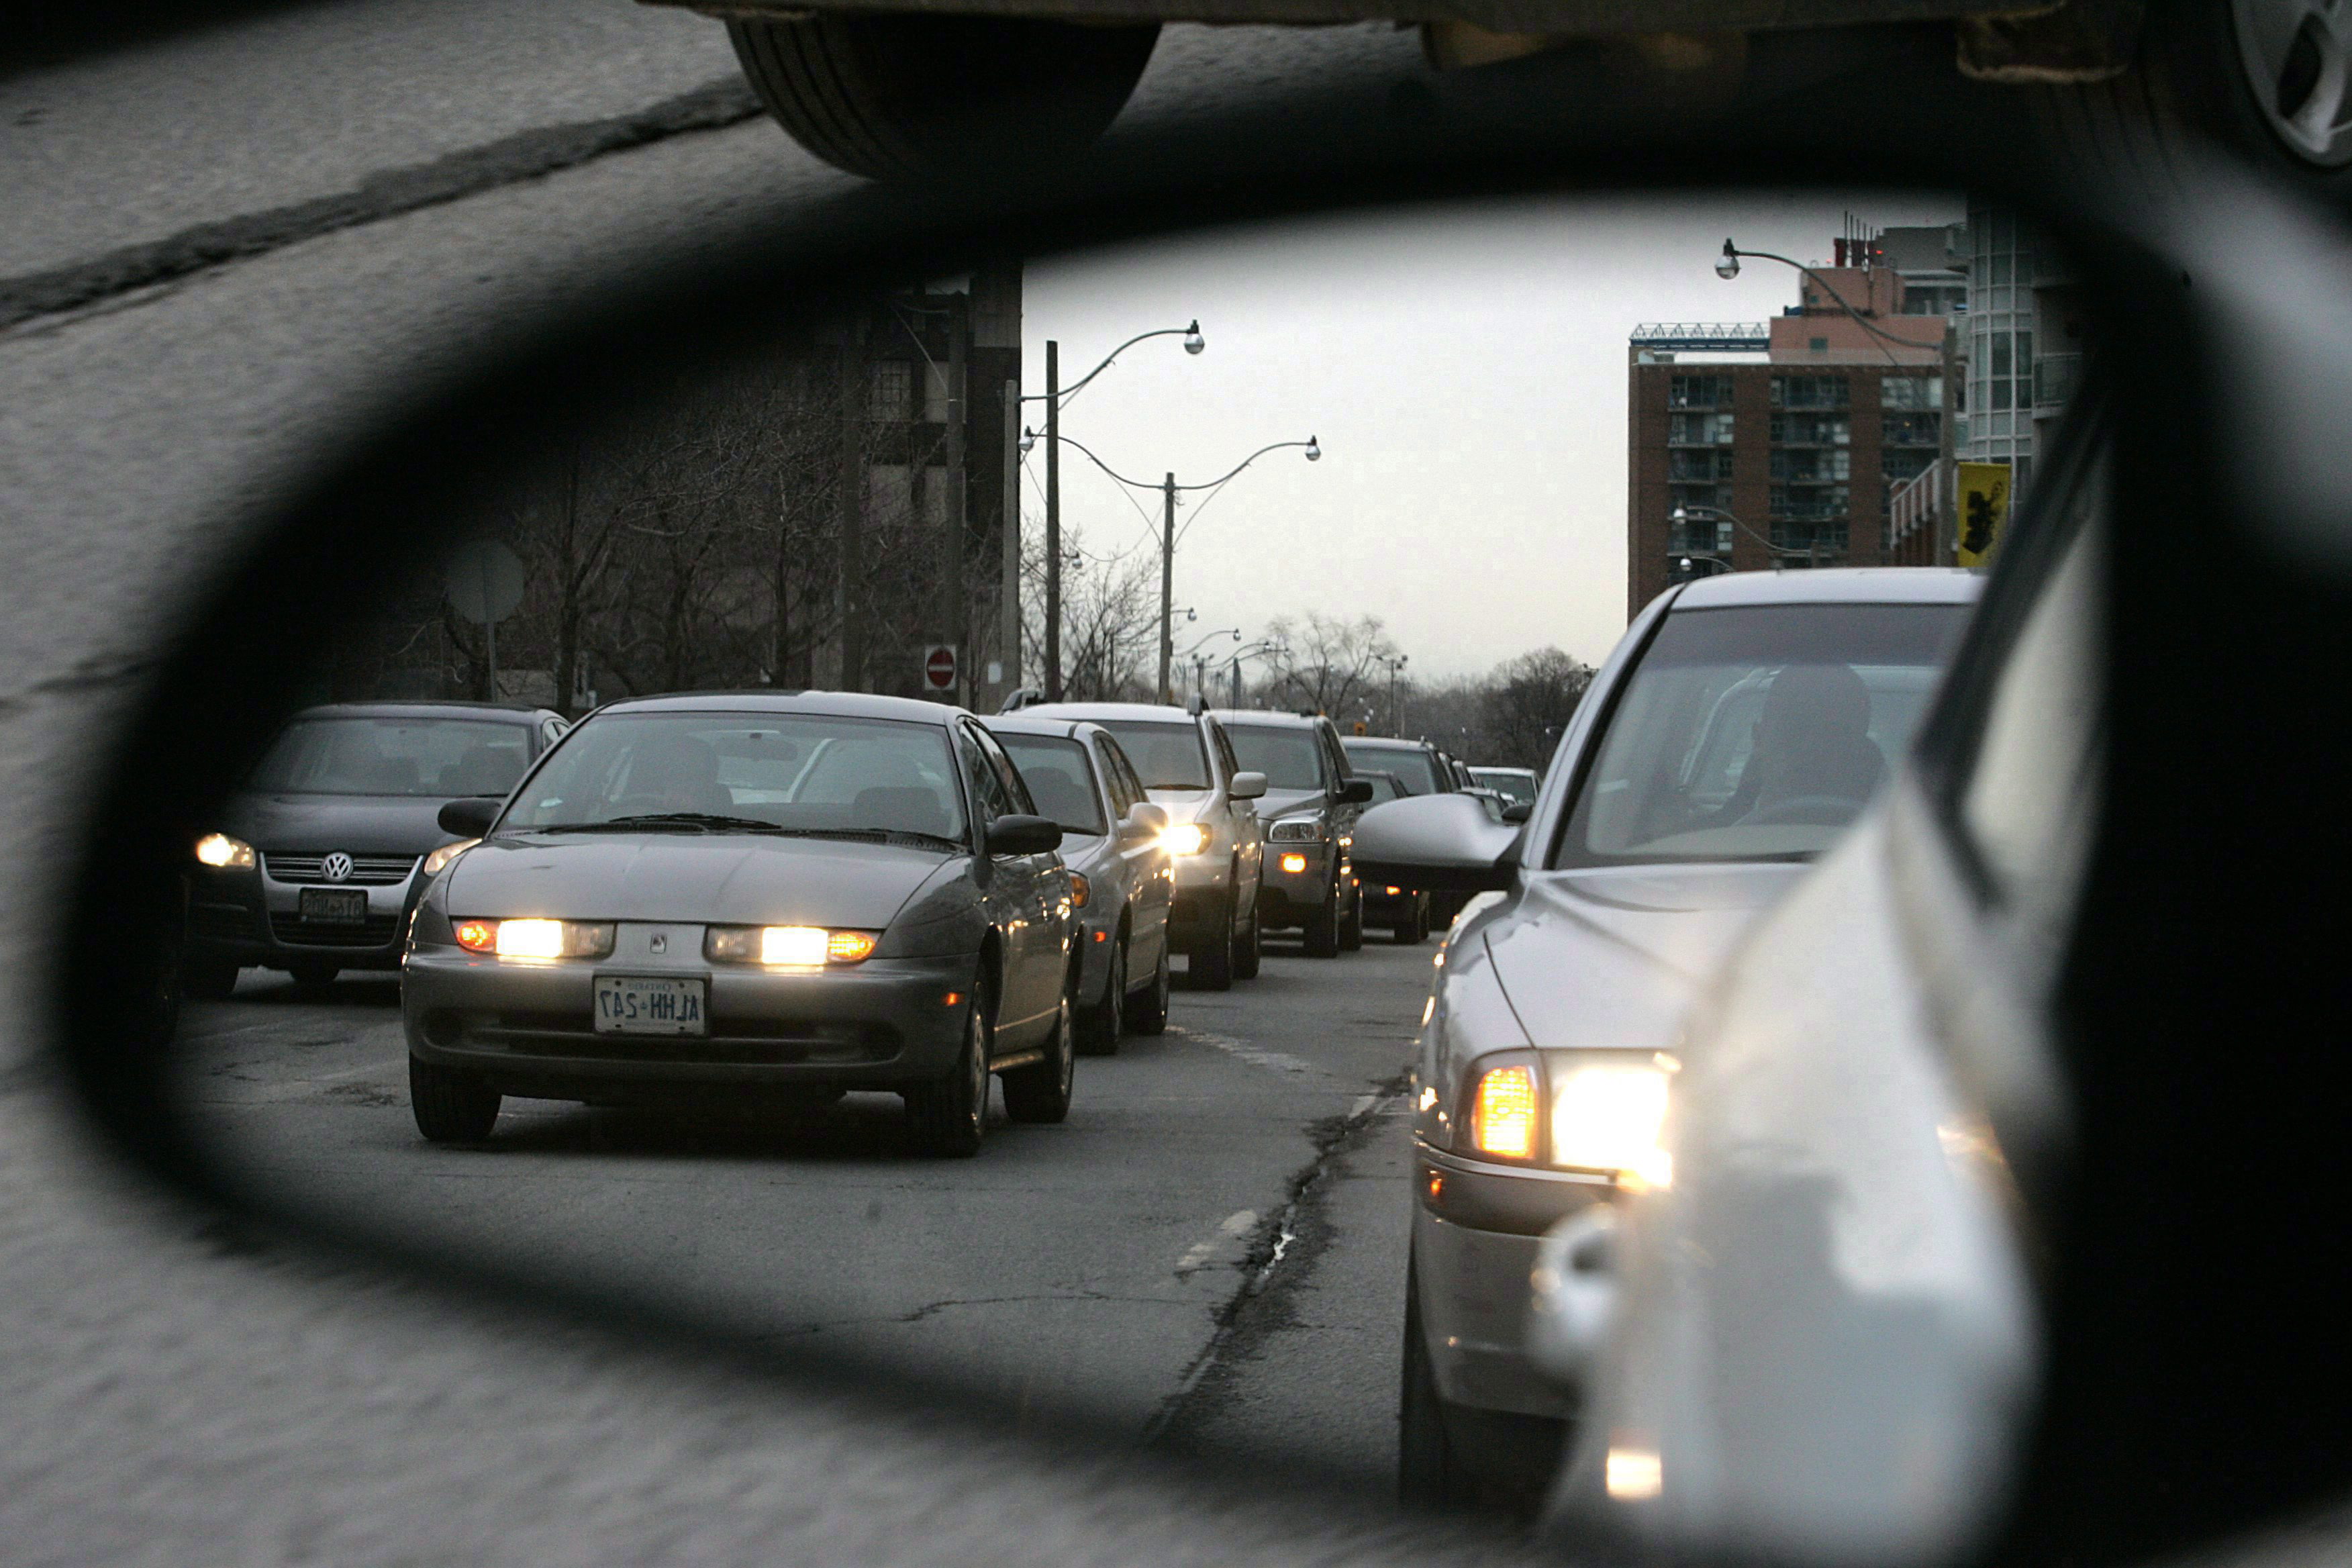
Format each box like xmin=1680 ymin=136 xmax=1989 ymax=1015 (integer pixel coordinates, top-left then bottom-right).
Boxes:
xmin=1097 ymin=740 xmax=1136 ymax=818
xmin=1207 ymin=720 xmax=1240 ymax=783
xmin=540 ymin=718 xmax=567 ymax=751
xmin=1110 ymin=744 xmax=1147 ymax=818
xmin=1320 ymin=726 xmax=1351 ymax=786
xmin=956 ymin=724 xmax=1014 ymax=826
xmin=967 ymin=723 xmax=1037 ymax=817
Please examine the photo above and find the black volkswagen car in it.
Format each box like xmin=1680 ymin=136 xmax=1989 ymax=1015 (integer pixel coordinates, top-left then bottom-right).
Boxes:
xmin=183 ymin=701 xmax=567 ymax=995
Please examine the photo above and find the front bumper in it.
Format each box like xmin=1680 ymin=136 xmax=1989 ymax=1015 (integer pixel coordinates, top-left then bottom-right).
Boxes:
xmin=403 ymin=940 xmax=973 ymax=1102
xmin=1413 ymin=1141 xmax=1608 ymax=1420
xmin=187 ymin=864 xmax=422 ymax=971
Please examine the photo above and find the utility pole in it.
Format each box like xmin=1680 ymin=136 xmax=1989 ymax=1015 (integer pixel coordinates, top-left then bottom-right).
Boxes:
xmin=1001 ymin=378 xmax=1020 ymax=698
xmin=942 ymin=306 xmax=967 ymax=704
xmin=1044 ymin=340 xmax=1062 ymax=700
xmin=1938 ymin=317 xmax=1960 ymax=565
xmin=838 ymin=315 xmax=867 ymax=692
xmin=1159 ymin=472 xmax=1177 ymax=703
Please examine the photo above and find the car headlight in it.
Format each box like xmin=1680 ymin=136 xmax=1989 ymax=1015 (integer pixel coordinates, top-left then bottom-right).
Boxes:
xmin=1067 ymin=872 xmax=1091 ymax=908
xmin=1461 ymin=1055 xmax=1673 ymax=1187
xmin=452 ymin=918 xmax=616 ymax=959
xmin=194 ymin=832 xmax=256 ymax=869
xmin=1266 ymin=816 xmax=1322 ymax=842
xmin=420 ymin=838 xmax=477 ymax=879
xmin=1161 ymin=822 xmax=1211 ymax=856
xmin=704 ymin=925 xmax=878 ymax=966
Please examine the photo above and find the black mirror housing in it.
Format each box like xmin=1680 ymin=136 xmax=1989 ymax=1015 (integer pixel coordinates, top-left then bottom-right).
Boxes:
xmin=1338 ymin=779 xmax=1375 ymax=805
xmin=438 ymin=797 xmax=501 ymax=838
xmin=987 ymin=814 xmax=1063 ymax=856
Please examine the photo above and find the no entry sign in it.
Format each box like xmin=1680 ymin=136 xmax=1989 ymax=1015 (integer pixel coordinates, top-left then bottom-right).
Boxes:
xmin=922 ymin=645 xmax=957 ymax=691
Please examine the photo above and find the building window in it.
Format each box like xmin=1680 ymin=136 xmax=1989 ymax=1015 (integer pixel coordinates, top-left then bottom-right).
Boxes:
xmin=1668 ymin=510 xmax=1732 ymax=554
xmin=869 ymin=361 xmax=912 ymax=422
xmin=1881 ymin=375 xmax=1942 ymax=411
xmin=1668 ymin=375 xmax=1733 ymax=409
xmin=1669 ymin=449 xmax=1734 ymax=481
xmin=1770 ymin=448 xmax=1851 ymax=483
xmin=1769 ymin=516 xmax=1850 ymax=558
xmin=1669 ymin=482 xmax=1725 ymax=519
xmin=922 ymin=362 xmax=951 ymax=424
xmin=1769 ymin=485 xmax=1849 ymax=522
xmin=865 ymin=462 xmax=912 ymax=521
xmin=1770 ymin=375 xmax=1850 ymax=409
xmin=2035 ymin=353 xmax=2081 ymax=409
xmin=1882 ymin=448 xmax=1936 ymax=486
xmin=1882 ymin=411 xmax=1941 ymax=446
xmin=1668 ymin=411 xmax=1736 ymax=445
xmin=1769 ymin=412 xmax=1851 ymax=446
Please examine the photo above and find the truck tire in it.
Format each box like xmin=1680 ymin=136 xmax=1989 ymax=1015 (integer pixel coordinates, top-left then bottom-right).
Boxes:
xmin=728 ymin=14 xmax=1159 ymax=183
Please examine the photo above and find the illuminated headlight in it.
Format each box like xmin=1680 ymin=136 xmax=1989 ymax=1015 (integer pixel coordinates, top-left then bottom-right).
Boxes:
xmin=1551 ymin=1061 xmax=1673 ymax=1190
xmin=452 ymin=918 xmax=616 ymax=959
xmin=420 ymin=838 xmax=477 ymax=879
xmin=1266 ymin=817 xmax=1322 ymax=842
xmin=1161 ymin=822 xmax=1211 ymax=856
xmin=1068 ymin=873 xmax=1091 ymax=909
xmin=195 ymin=833 xmax=256 ymax=869
xmin=705 ymin=925 xmax=879 ymax=966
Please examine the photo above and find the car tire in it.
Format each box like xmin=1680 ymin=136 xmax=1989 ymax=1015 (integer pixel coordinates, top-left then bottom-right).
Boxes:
xmin=1339 ymin=881 xmax=1365 ymax=952
xmin=1003 ymin=991 xmax=1076 ymax=1124
xmin=409 ymin=1057 xmax=501 ymax=1143
xmin=1400 ymin=1264 xmax=1479 ymax=1510
xmin=1303 ymin=880 xmax=1342 ymax=958
xmin=182 ymin=954 xmax=241 ymax=1001
xmin=1124 ymin=938 xmax=1171 ymax=1035
xmin=1395 ymin=898 xmax=1430 ymax=946
xmin=1191 ymin=894 xmax=1236 ymax=991
xmin=1077 ymin=936 xmax=1123 ymax=1057
xmin=905 ymin=1000 xmax=989 ymax=1157
xmin=726 ymin=13 xmax=1159 ymax=184
xmin=287 ymin=959 xmax=339 ymax=989
xmin=1234 ymin=897 xmax=1263 ymax=980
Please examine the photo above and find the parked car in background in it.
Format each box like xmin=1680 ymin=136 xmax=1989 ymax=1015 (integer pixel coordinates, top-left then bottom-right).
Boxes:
xmin=1013 ymin=702 xmax=1267 ymax=989
xmin=404 ymin=691 xmax=1077 ymax=1156
xmin=1354 ymin=566 xmax=1983 ymax=1511
xmin=1470 ymin=767 xmax=1540 ymax=808
xmin=986 ymin=714 xmax=1174 ymax=1050
xmin=1214 ymin=709 xmax=1372 ymax=957
xmin=183 ymin=701 xmax=567 ymax=997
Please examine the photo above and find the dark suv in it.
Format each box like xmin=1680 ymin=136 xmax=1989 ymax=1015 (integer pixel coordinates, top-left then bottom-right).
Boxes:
xmin=183 ymin=701 xmax=567 ymax=994
xmin=1214 ymin=710 xmax=1373 ymax=957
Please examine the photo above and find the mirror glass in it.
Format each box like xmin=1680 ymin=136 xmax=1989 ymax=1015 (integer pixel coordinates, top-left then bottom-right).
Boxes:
xmin=166 ymin=190 xmax=2071 ymax=1525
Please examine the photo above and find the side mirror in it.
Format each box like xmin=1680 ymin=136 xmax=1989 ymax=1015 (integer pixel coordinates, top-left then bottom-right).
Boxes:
xmin=1228 ymin=770 xmax=1268 ymax=801
xmin=1338 ymin=778 xmax=1375 ymax=805
xmin=1124 ymin=801 xmax=1170 ymax=837
xmin=1351 ymin=794 xmax=1521 ymax=893
xmin=986 ymin=814 xmax=1063 ymax=856
xmin=1502 ymin=801 xmax=1534 ymax=824
xmin=438 ymin=797 xmax=501 ymax=838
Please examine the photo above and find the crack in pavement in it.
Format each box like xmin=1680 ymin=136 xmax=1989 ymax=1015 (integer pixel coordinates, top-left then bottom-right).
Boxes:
xmin=1138 ymin=1067 xmax=1412 ymax=1442
xmin=0 ymin=77 xmax=765 ymax=334
xmin=752 ymin=1289 xmax=1193 ymax=1338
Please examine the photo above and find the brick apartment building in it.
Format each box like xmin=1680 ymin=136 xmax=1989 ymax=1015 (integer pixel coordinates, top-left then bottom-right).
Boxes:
xmin=1626 ymin=226 xmax=1962 ymax=618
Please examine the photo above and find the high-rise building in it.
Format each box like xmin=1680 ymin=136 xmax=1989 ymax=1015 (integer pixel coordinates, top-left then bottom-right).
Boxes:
xmin=1957 ymin=198 xmax=2081 ymax=499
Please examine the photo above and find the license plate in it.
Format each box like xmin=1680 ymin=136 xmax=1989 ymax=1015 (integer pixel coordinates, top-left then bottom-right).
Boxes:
xmin=593 ymin=975 xmax=707 ymax=1036
xmin=298 ymin=887 xmax=368 ymax=925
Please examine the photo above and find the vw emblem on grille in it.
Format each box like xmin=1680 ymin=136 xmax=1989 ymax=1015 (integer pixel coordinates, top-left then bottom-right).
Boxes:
xmin=648 ymin=933 xmax=668 ymax=955
xmin=321 ymin=852 xmax=354 ymax=884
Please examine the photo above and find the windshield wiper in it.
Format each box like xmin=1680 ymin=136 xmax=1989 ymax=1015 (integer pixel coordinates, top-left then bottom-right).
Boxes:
xmin=536 ymin=813 xmax=789 ymax=834
xmin=787 ymin=826 xmax=968 ymax=852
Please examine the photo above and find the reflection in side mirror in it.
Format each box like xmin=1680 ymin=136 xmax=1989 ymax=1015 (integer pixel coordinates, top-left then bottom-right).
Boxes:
xmin=986 ymin=814 xmax=1063 ymax=856
xmin=438 ymin=797 xmax=501 ymax=838
xmin=1338 ymin=779 xmax=1375 ymax=805
xmin=1228 ymin=770 xmax=1268 ymax=801
xmin=1352 ymin=794 xmax=1520 ymax=893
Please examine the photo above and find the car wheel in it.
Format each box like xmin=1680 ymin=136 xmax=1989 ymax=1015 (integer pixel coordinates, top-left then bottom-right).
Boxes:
xmin=1003 ymin=991 xmax=1076 ymax=1124
xmin=1339 ymin=881 xmax=1365 ymax=952
xmin=726 ymin=14 xmax=1159 ymax=183
xmin=1400 ymin=1263 xmax=1479 ymax=1509
xmin=905 ymin=1000 xmax=988 ymax=1157
xmin=181 ymin=953 xmax=241 ymax=1001
xmin=287 ymin=959 xmax=338 ymax=989
xmin=1233 ymin=897 xmax=1263 ymax=981
xmin=1395 ymin=897 xmax=1430 ymax=946
xmin=1077 ymin=936 xmax=1123 ymax=1057
xmin=1303 ymin=879 xmax=1342 ymax=959
xmin=409 ymin=1057 xmax=501 ymax=1144
xmin=1123 ymin=938 xmax=1171 ymax=1036
xmin=1191 ymin=893 xmax=1235 ymax=991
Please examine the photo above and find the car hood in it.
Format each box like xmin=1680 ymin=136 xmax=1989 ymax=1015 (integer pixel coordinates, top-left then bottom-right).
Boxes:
xmin=1484 ymin=863 xmax=1808 ymax=1052
xmin=442 ymin=833 xmax=958 ymax=928
xmin=1255 ymin=786 xmax=1327 ymax=821
xmin=221 ymin=791 xmax=461 ymax=855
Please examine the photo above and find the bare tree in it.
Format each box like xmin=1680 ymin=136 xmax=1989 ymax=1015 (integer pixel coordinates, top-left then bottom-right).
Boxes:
xmin=1023 ymin=524 xmax=1158 ymax=701
xmin=1480 ymin=647 xmax=1594 ymax=769
xmin=1260 ymin=612 xmax=1400 ymax=717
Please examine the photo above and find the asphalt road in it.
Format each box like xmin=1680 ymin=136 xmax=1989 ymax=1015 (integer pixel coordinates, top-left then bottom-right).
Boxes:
xmin=179 ymin=932 xmax=1430 ymax=1496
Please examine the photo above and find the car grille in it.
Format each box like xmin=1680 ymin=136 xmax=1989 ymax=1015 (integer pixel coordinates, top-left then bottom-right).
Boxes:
xmin=264 ymin=852 xmax=417 ymax=885
xmin=429 ymin=1010 xmax=899 ymax=1065
xmin=269 ymin=912 xmax=403 ymax=948
xmin=190 ymin=902 xmax=260 ymax=941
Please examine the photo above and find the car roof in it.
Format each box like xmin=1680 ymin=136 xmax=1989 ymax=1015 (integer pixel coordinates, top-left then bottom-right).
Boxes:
xmin=1671 ymin=566 xmax=1984 ymax=608
xmin=291 ymin=700 xmax=548 ymax=722
xmin=1342 ymin=735 xmax=1431 ymax=751
xmin=593 ymin=689 xmax=961 ymax=724
xmin=982 ymin=714 xmax=1100 ymax=742
xmin=1472 ymin=765 xmax=1536 ymax=775
xmin=1016 ymin=701 xmax=1201 ymax=725
xmin=1210 ymin=709 xmax=1321 ymax=730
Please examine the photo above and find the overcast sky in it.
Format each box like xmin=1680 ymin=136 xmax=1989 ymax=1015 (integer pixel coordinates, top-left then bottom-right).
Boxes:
xmin=1024 ymin=191 xmax=1963 ymax=680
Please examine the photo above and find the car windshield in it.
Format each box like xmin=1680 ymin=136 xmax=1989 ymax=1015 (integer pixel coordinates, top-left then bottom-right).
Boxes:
xmin=1097 ymin=720 xmax=1211 ymax=790
xmin=246 ymin=717 xmax=531 ymax=797
xmin=1557 ymin=602 xmax=1970 ymax=867
xmin=1471 ymin=769 xmax=1538 ymax=805
xmin=1225 ymin=726 xmax=1322 ymax=791
xmin=504 ymin=712 xmax=966 ymax=840
xmin=1344 ymin=742 xmax=1444 ymax=795
xmin=996 ymin=735 xmax=1107 ymax=836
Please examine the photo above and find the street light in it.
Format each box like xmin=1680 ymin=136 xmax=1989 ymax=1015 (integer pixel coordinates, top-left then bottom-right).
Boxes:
xmin=1019 ymin=320 xmax=1206 ymax=701
xmin=1716 ymin=239 xmax=1741 ymax=280
xmin=1374 ymin=652 xmax=1409 ymax=736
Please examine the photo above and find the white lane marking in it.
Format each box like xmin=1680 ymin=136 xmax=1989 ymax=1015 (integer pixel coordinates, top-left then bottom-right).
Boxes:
xmin=1175 ymin=1208 xmax=1259 ymax=1276
xmin=1183 ymin=1029 xmax=1316 ymax=1078
xmin=1349 ymin=1091 xmax=1377 ymax=1120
